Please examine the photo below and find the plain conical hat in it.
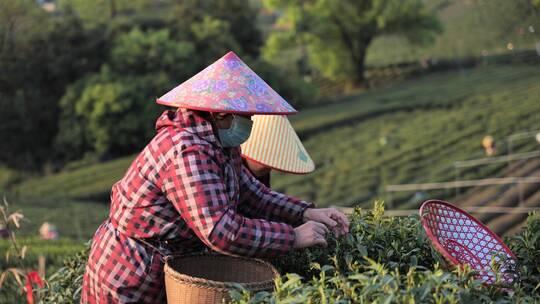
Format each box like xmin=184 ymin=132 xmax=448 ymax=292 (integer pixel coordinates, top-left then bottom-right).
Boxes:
xmin=241 ymin=115 xmax=315 ymax=174
xmin=157 ymin=51 xmax=297 ymax=115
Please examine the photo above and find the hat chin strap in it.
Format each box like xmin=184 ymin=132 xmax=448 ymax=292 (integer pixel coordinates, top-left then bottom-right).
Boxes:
xmin=208 ymin=112 xmax=225 ymax=146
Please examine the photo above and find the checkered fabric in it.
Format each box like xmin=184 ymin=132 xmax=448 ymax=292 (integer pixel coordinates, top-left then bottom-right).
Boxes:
xmin=420 ymin=200 xmax=518 ymax=285
xmin=81 ymin=109 xmax=312 ymax=303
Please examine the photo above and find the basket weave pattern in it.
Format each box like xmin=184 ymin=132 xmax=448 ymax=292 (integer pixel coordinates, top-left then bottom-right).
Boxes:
xmin=420 ymin=200 xmax=518 ymax=285
xmin=164 ymin=253 xmax=279 ymax=304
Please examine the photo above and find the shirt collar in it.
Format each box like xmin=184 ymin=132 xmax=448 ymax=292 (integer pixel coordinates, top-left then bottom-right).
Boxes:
xmin=156 ymin=108 xmax=219 ymax=145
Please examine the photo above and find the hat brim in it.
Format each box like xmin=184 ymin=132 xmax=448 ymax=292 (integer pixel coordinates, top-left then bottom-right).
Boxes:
xmin=241 ymin=154 xmax=314 ymax=175
xmin=156 ymin=99 xmax=298 ymax=115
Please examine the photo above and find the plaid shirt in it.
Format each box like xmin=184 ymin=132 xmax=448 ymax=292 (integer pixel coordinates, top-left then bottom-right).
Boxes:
xmin=82 ymin=109 xmax=312 ymax=303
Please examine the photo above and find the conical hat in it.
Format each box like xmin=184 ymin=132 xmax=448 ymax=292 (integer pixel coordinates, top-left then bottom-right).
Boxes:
xmin=241 ymin=115 xmax=315 ymax=174
xmin=157 ymin=52 xmax=297 ymax=115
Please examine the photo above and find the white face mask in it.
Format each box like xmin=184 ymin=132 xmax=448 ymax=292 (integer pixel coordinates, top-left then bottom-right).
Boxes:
xmin=217 ymin=115 xmax=253 ymax=147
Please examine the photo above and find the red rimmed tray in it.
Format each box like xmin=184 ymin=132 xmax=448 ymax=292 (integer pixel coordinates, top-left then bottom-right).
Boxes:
xmin=419 ymin=200 xmax=518 ymax=285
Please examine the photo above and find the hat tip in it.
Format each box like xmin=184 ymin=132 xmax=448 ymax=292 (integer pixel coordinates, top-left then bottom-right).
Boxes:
xmin=223 ymin=51 xmax=239 ymax=60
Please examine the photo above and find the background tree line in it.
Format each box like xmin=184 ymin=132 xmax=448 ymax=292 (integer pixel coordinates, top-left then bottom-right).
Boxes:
xmin=1 ymin=0 xmax=537 ymax=173
xmin=0 ymin=0 xmax=320 ymax=170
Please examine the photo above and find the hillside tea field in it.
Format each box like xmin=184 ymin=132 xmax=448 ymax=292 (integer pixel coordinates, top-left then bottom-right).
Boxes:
xmin=36 ymin=202 xmax=540 ymax=303
xmin=274 ymin=65 xmax=540 ymax=207
xmin=10 ymin=65 xmax=540 ymax=208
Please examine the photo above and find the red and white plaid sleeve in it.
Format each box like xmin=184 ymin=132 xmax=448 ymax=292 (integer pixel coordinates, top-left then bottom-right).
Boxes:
xmin=161 ymin=144 xmax=296 ymax=257
xmin=238 ymin=166 xmax=314 ymax=227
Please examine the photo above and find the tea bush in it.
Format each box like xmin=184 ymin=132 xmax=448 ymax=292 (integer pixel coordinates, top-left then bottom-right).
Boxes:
xmin=267 ymin=201 xmax=441 ymax=278
xmin=39 ymin=201 xmax=540 ymax=303
xmin=230 ymin=201 xmax=540 ymax=303
xmin=39 ymin=247 xmax=89 ymax=304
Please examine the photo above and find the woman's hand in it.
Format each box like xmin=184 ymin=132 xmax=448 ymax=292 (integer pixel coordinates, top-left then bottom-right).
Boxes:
xmin=293 ymin=221 xmax=329 ymax=248
xmin=303 ymin=208 xmax=350 ymax=237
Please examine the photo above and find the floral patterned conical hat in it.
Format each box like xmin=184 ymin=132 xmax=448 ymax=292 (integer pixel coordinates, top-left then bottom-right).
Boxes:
xmin=157 ymin=52 xmax=297 ymax=115
xmin=241 ymin=115 xmax=315 ymax=174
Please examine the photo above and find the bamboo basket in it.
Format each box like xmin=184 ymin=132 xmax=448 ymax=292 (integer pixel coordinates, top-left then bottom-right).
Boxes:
xmin=164 ymin=253 xmax=279 ymax=304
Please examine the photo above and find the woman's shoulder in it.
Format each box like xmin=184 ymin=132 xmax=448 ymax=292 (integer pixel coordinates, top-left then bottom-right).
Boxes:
xmin=135 ymin=128 xmax=207 ymax=164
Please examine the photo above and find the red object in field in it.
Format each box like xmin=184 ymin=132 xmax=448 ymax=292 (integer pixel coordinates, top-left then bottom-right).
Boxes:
xmin=25 ymin=271 xmax=44 ymax=304
xmin=420 ymin=200 xmax=518 ymax=285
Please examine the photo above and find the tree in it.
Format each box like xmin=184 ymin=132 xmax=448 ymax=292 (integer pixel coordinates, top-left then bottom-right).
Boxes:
xmin=263 ymin=0 xmax=442 ymax=88
xmin=0 ymin=1 xmax=106 ymax=170
xmin=55 ymin=28 xmax=197 ymax=160
xmin=110 ymin=28 xmax=196 ymax=77
xmin=55 ymin=67 xmax=167 ymax=159
xmin=57 ymin=0 xmax=157 ymax=25
xmin=169 ymin=0 xmax=263 ymax=57
xmin=190 ymin=16 xmax=241 ymax=65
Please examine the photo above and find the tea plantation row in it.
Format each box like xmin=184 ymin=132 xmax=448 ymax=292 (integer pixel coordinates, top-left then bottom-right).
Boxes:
xmin=273 ymin=65 xmax=540 ymax=207
xmin=36 ymin=202 xmax=540 ymax=303
xmin=231 ymin=203 xmax=540 ymax=303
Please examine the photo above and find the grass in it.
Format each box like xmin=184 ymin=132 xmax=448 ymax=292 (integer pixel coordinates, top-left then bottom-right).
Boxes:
xmin=12 ymin=157 xmax=134 ymax=201
xmin=0 ymin=166 xmax=26 ymax=193
xmin=289 ymin=65 xmax=540 ymax=133
xmin=3 ymin=198 xmax=108 ymax=240
xmin=0 ymin=237 xmax=86 ymax=275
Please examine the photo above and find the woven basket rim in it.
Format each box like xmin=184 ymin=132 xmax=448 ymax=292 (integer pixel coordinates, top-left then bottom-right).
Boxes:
xmin=419 ymin=200 xmax=517 ymax=262
xmin=419 ymin=199 xmax=518 ymax=285
xmin=164 ymin=252 xmax=279 ymax=291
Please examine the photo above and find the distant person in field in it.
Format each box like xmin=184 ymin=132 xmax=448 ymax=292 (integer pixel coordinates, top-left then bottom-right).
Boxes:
xmin=240 ymin=115 xmax=315 ymax=187
xmin=39 ymin=222 xmax=59 ymax=240
xmin=482 ymin=135 xmax=496 ymax=156
xmin=81 ymin=52 xmax=349 ymax=304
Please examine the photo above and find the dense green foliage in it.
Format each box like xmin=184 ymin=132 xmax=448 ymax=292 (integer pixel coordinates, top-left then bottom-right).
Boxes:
xmin=39 ymin=247 xmax=89 ymax=304
xmin=365 ymin=0 xmax=540 ymax=65
xmin=269 ymin=202 xmax=439 ymax=277
xmin=263 ymin=0 xmax=441 ymax=87
xmin=230 ymin=203 xmax=540 ymax=303
xmin=54 ymin=27 xmax=195 ymax=159
xmin=0 ymin=0 xmax=315 ymax=169
xmin=0 ymin=1 xmax=108 ymax=170
xmin=508 ymin=213 xmax=540 ymax=292
xmin=30 ymin=203 xmax=540 ymax=303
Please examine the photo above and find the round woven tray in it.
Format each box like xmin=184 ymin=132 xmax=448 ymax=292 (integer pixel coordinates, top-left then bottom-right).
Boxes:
xmin=164 ymin=253 xmax=279 ymax=304
xmin=419 ymin=199 xmax=518 ymax=285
